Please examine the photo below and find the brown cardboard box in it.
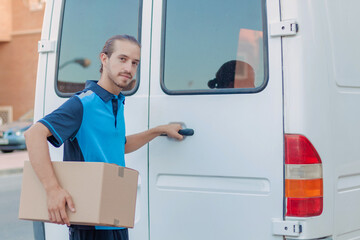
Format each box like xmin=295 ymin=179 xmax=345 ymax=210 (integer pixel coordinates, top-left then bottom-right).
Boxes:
xmin=19 ymin=161 xmax=138 ymax=228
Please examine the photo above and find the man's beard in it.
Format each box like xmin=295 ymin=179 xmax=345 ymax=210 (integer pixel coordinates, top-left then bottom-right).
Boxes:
xmin=113 ymin=77 xmax=131 ymax=89
xmin=109 ymin=72 xmax=132 ymax=89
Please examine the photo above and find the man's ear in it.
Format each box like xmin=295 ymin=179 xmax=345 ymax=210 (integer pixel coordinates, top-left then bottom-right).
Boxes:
xmin=100 ymin=53 xmax=108 ymax=65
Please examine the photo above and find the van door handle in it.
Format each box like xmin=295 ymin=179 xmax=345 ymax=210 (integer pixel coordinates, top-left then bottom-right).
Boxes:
xmin=178 ymin=128 xmax=194 ymax=136
xmin=160 ymin=128 xmax=194 ymax=136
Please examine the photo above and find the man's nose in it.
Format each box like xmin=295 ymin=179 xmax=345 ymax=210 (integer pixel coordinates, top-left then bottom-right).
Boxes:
xmin=124 ymin=61 xmax=132 ymax=72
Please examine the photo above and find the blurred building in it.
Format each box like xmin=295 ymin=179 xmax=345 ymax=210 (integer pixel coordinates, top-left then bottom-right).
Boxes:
xmin=0 ymin=0 xmax=45 ymax=122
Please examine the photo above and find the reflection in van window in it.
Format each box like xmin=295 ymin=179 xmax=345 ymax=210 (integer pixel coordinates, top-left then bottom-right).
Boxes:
xmin=208 ymin=60 xmax=255 ymax=89
xmin=162 ymin=0 xmax=266 ymax=93
xmin=57 ymin=0 xmax=141 ymax=94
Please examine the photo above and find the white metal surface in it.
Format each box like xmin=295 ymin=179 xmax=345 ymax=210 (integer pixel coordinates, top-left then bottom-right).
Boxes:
xmin=146 ymin=0 xmax=284 ymax=239
xmin=125 ymin=0 xmax=152 ymax=239
xmin=282 ymin=0 xmax=360 ymax=239
xmin=41 ymin=0 xmax=70 ymax=239
xmin=33 ymin=0 xmax=54 ymax=123
xmin=282 ymin=0 xmax=333 ymax=237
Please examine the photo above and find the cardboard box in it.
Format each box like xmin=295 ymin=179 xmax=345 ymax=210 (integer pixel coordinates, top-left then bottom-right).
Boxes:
xmin=19 ymin=161 xmax=138 ymax=228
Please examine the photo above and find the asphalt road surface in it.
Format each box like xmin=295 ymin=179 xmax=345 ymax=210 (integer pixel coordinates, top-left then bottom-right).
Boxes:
xmin=0 ymin=173 xmax=34 ymax=240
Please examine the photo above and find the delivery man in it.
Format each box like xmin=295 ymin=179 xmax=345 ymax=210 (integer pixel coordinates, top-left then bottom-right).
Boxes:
xmin=24 ymin=34 xmax=183 ymax=240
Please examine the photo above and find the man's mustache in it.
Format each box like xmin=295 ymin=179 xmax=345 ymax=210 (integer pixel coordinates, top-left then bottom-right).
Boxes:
xmin=119 ymin=72 xmax=132 ymax=79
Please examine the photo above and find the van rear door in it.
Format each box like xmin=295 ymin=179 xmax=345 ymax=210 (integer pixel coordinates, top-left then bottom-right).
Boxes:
xmin=147 ymin=0 xmax=284 ymax=239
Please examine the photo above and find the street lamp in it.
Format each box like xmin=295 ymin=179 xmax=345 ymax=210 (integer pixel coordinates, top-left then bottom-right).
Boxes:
xmin=59 ymin=58 xmax=91 ymax=69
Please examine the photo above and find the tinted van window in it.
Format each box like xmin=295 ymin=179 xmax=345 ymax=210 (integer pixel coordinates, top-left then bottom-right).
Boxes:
xmin=162 ymin=0 xmax=267 ymax=94
xmin=56 ymin=0 xmax=141 ymax=95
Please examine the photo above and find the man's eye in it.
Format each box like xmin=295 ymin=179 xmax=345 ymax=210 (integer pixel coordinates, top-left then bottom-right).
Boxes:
xmin=132 ymin=62 xmax=139 ymax=66
xmin=119 ymin=57 xmax=126 ymax=61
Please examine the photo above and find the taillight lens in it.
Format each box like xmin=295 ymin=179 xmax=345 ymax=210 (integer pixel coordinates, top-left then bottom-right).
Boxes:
xmin=286 ymin=197 xmax=323 ymax=217
xmin=285 ymin=134 xmax=323 ymax=217
xmin=285 ymin=135 xmax=321 ymax=164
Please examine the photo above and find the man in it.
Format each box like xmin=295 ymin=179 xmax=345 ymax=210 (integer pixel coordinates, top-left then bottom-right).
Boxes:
xmin=24 ymin=35 xmax=183 ymax=240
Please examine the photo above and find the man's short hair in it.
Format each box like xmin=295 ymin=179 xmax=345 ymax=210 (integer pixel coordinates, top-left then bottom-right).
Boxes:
xmin=99 ymin=35 xmax=141 ymax=73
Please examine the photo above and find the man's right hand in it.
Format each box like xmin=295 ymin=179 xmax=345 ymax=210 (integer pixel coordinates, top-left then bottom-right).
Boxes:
xmin=46 ymin=186 xmax=76 ymax=226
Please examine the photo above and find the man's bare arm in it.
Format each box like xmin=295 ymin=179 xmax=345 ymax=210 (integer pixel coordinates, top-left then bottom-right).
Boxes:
xmin=24 ymin=122 xmax=75 ymax=226
xmin=125 ymin=123 xmax=183 ymax=154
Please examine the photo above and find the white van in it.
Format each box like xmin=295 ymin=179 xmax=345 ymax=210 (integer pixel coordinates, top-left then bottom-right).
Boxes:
xmin=32 ymin=0 xmax=360 ymax=239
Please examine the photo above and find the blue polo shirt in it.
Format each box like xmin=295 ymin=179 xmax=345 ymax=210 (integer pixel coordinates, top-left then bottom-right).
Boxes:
xmin=39 ymin=80 xmax=126 ymax=230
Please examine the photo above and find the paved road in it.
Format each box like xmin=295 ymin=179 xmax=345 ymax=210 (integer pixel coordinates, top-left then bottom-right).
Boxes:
xmin=0 ymin=173 xmax=34 ymax=240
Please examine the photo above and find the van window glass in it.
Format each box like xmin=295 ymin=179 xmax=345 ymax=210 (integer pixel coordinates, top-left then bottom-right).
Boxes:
xmin=56 ymin=0 xmax=141 ymax=95
xmin=162 ymin=0 xmax=267 ymax=94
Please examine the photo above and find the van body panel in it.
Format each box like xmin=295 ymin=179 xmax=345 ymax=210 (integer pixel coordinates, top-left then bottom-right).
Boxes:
xmin=282 ymin=0 xmax=360 ymax=239
xmin=33 ymin=0 xmax=54 ymax=123
xmin=123 ymin=0 xmax=153 ymax=239
xmin=324 ymin=1 xmax=360 ymax=238
xmin=38 ymin=0 xmax=71 ymax=239
xmin=282 ymin=0 xmax=333 ymax=239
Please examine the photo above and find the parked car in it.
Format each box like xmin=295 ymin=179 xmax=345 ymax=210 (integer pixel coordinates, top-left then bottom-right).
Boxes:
xmin=0 ymin=109 xmax=33 ymax=153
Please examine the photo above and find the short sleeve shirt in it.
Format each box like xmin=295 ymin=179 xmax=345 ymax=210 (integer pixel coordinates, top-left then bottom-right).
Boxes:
xmin=39 ymin=80 xmax=126 ymax=230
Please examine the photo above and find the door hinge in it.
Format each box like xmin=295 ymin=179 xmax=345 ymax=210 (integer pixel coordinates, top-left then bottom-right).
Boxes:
xmin=272 ymin=219 xmax=302 ymax=237
xmin=38 ymin=40 xmax=55 ymax=53
xmin=270 ymin=20 xmax=298 ymax=37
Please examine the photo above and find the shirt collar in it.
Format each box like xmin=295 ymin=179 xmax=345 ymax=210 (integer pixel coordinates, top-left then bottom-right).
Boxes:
xmin=85 ymin=80 xmax=125 ymax=103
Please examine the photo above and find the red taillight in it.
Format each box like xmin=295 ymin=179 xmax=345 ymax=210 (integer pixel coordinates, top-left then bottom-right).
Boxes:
xmin=286 ymin=197 xmax=323 ymax=217
xmin=285 ymin=134 xmax=323 ymax=217
xmin=285 ymin=135 xmax=321 ymax=164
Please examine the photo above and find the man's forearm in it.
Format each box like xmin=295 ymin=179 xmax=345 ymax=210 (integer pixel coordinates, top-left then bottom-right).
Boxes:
xmin=125 ymin=124 xmax=183 ymax=154
xmin=125 ymin=127 xmax=161 ymax=154
xmin=24 ymin=123 xmax=60 ymax=191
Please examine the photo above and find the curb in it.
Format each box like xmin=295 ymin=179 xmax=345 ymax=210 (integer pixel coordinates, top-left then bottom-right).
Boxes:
xmin=0 ymin=167 xmax=23 ymax=176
